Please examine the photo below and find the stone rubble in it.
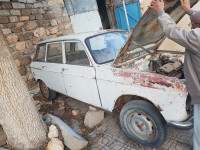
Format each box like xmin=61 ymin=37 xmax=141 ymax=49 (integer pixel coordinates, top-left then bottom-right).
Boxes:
xmin=84 ymin=109 xmax=104 ymax=128
xmin=48 ymin=125 xmax=58 ymax=139
xmin=46 ymin=138 xmax=64 ymax=150
xmin=47 ymin=114 xmax=88 ymax=150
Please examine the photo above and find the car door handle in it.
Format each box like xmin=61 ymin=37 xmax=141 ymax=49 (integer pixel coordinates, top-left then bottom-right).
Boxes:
xmin=42 ymin=66 xmax=46 ymax=69
xmin=62 ymin=68 xmax=69 ymax=71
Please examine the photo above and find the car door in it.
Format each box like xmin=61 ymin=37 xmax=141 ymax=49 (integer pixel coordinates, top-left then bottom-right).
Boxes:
xmin=41 ymin=42 xmax=66 ymax=94
xmin=61 ymin=41 xmax=101 ymax=107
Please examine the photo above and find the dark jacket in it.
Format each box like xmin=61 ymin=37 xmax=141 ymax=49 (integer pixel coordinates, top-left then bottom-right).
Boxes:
xmin=157 ymin=9 xmax=200 ymax=104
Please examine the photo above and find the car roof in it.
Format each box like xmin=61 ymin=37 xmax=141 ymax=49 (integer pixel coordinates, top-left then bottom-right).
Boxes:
xmin=38 ymin=29 xmax=126 ymax=45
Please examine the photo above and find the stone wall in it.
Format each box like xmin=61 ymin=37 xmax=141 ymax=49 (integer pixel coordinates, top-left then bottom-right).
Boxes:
xmin=0 ymin=0 xmax=73 ymax=89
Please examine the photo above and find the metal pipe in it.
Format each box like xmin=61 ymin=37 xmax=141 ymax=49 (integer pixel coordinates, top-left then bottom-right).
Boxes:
xmin=167 ymin=115 xmax=193 ymax=130
xmin=122 ymin=0 xmax=131 ymax=33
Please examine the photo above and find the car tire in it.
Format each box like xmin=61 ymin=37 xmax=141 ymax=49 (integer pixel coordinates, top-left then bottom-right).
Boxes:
xmin=120 ymin=100 xmax=167 ymax=148
xmin=39 ymin=80 xmax=57 ymax=101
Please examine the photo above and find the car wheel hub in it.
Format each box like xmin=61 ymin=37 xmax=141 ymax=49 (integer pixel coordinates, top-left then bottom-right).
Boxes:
xmin=41 ymin=82 xmax=49 ymax=98
xmin=127 ymin=112 xmax=155 ymax=140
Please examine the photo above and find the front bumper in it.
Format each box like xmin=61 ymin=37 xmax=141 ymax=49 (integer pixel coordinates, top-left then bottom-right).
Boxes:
xmin=167 ymin=115 xmax=193 ymax=130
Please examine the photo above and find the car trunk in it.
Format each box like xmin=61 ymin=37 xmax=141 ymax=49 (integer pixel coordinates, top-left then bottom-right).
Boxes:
xmin=112 ymin=0 xmax=198 ymax=78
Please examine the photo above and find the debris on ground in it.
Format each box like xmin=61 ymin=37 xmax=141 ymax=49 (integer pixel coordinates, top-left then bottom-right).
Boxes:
xmin=48 ymin=125 xmax=59 ymax=139
xmin=84 ymin=110 xmax=104 ymax=128
xmin=46 ymin=138 xmax=64 ymax=150
xmin=47 ymin=114 xmax=88 ymax=150
xmin=72 ymin=110 xmax=80 ymax=116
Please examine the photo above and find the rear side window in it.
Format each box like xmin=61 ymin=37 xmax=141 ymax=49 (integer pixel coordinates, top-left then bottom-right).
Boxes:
xmin=35 ymin=44 xmax=46 ymax=62
xmin=47 ymin=43 xmax=63 ymax=63
xmin=65 ymin=42 xmax=90 ymax=66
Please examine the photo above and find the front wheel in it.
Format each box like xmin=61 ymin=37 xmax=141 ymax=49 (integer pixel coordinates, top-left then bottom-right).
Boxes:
xmin=120 ymin=100 xmax=167 ymax=148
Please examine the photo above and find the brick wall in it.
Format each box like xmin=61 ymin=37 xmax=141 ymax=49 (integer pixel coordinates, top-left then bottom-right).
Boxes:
xmin=0 ymin=0 xmax=73 ymax=89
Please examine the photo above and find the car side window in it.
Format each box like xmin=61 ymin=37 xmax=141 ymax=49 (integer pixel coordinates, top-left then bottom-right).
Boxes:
xmin=35 ymin=44 xmax=46 ymax=62
xmin=65 ymin=42 xmax=90 ymax=66
xmin=47 ymin=42 xmax=62 ymax=63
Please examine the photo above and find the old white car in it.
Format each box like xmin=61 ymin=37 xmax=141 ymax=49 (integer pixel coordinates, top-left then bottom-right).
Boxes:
xmin=30 ymin=0 xmax=196 ymax=148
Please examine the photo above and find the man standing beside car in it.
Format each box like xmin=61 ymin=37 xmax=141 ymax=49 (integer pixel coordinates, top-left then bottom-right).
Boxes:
xmin=150 ymin=0 xmax=200 ymax=149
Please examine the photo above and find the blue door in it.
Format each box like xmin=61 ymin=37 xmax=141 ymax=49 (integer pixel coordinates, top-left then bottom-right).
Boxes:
xmin=114 ymin=1 xmax=141 ymax=31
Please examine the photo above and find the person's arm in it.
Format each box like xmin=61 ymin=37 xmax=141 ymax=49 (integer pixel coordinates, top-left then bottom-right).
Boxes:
xmin=180 ymin=0 xmax=198 ymax=15
xmin=150 ymin=0 xmax=200 ymax=54
xmin=157 ymin=11 xmax=200 ymax=54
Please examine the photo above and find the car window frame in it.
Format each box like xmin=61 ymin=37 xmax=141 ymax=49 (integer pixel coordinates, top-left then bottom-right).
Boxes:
xmin=85 ymin=31 xmax=129 ymax=65
xmin=63 ymin=40 xmax=93 ymax=67
xmin=46 ymin=42 xmax=64 ymax=64
xmin=34 ymin=43 xmax=47 ymax=62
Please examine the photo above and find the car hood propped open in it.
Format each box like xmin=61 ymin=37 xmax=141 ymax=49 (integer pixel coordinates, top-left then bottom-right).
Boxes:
xmin=113 ymin=0 xmax=198 ymax=67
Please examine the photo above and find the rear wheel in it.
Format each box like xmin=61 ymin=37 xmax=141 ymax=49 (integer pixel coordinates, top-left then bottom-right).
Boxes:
xmin=39 ymin=80 xmax=56 ymax=100
xmin=120 ymin=100 xmax=167 ymax=148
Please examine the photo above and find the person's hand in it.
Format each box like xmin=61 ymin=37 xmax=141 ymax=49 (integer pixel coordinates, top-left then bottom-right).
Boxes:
xmin=150 ymin=0 xmax=164 ymax=12
xmin=180 ymin=0 xmax=190 ymax=12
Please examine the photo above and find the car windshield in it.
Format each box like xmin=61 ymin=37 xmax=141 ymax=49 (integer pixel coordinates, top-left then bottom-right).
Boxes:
xmin=85 ymin=31 xmax=128 ymax=64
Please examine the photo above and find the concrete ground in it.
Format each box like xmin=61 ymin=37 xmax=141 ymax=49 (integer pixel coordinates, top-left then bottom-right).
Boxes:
xmin=63 ymin=96 xmax=193 ymax=150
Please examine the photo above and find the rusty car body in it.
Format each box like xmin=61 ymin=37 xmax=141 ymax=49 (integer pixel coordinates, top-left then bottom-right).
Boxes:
xmin=30 ymin=0 xmax=198 ymax=147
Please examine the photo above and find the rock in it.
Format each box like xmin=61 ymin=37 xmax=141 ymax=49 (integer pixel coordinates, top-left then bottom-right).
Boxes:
xmin=21 ymin=10 xmax=31 ymax=16
xmin=89 ymin=106 xmax=97 ymax=111
xmin=29 ymin=15 xmax=35 ymax=20
xmin=24 ymin=32 xmax=33 ymax=40
xmin=19 ymin=16 xmax=29 ymax=22
xmin=72 ymin=110 xmax=80 ymax=116
xmin=10 ymin=10 xmax=21 ymax=16
xmin=15 ymin=59 xmax=20 ymax=67
xmin=38 ymin=8 xmax=45 ymax=14
xmin=18 ymin=0 xmax=26 ymax=2
xmin=0 ymin=17 xmax=9 ymax=24
xmin=18 ymin=66 xmax=26 ymax=76
xmin=49 ymin=27 xmax=58 ymax=35
xmin=46 ymin=138 xmax=64 ymax=150
xmin=48 ymin=0 xmax=64 ymax=6
xmin=32 ymin=38 xmax=40 ymax=45
xmin=34 ymin=3 xmax=44 ymax=8
xmin=51 ymin=20 xmax=57 ymax=26
xmin=27 ymin=0 xmax=36 ymax=3
xmin=27 ymin=72 xmax=34 ymax=80
xmin=36 ymin=14 xmax=43 ymax=20
xmin=19 ymin=56 xmax=31 ymax=66
xmin=16 ymin=42 xmax=25 ymax=51
xmin=43 ymin=14 xmax=54 ymax=20
xmin=84 ymin=110 xmax=104 ymax=128
xmin=37 ymin=20 xmax=50 ymax=27
xmin=12 ymin=51 xmax=23 ymax=59
xmin=47 ymin=114 xmax=88 ymax=150
xmin=48 ymin=125 xmax=58 ymax=139
xmin=12 ymin=3 xmax=25 ymax=9
xmin=24 ymin=21 xmax=37 ymax=31
xmin=0 ymin=10 xmax=10 ymax=16
xmin=15 ymin=22 xmax=24 ymax=28
xmin=2 ymin=3 xmax=12 ymax=9
xmin=11 ymin=27 xmax=22 ymax=33
xmin=53 ymin=108 xmax=65 ymax=116
xmin=2 ymin=28 xmax=11 ymax=35
xmin=26 ymin=79 xmax=37 ymax=89
xmin=9 ymin=16 xmax=18 ymax=23
xmin=31 ymin=9 xmax=37 ymax=15
xmin=25 ymin=41 xmax=33 ymax=49
xmin=6 ymin=34 xmax=18 ymax=44
xmin=5 ymin=23 xmax=15 ymax=29
xmin=34 ymin=27 xmax=46 ymax=38
xmin=26 ymin=4 xmax=34 ymax=9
